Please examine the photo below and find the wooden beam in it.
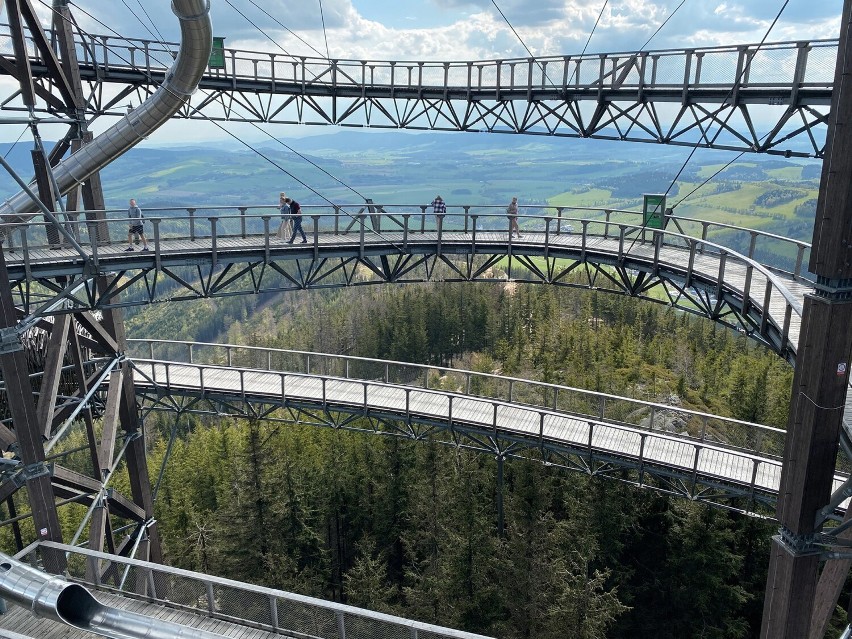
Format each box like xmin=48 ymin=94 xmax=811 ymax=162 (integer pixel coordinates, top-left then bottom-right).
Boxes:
xmin=4 ymin=0 xmax=35 ymax=109
xmin=0 ymin=247 xmax=64 ymax=572
xmin=0 ymin=55 xmax=67 ymax=111
xmin=18 ymin=0 xmax=79 ymax=109
xmin=73 ymin=312 xmax=119 ymax=353
xmin=761 ymin=0 xmax=852 ymax=633
xmin=98 ymin=368 xmax=123 ymax=476
xmin=36 ymin=314 xmax=71 ymax=439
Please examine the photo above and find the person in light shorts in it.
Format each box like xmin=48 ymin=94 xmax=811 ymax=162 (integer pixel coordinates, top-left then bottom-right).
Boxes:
xmin=125 ymin=198 xmax=149 ymax=251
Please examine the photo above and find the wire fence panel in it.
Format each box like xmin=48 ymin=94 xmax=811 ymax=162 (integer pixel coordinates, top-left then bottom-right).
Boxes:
xmin=20 ymin=543 xmax=495 ymax=639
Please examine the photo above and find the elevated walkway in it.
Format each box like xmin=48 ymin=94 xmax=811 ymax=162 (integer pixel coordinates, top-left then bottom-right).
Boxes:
xmin=1 ymin=205 xmax=811 ymax=363
xmin=0 ymin=30 xmax=835 ymax=155
xmin=127 ymin=340 xmax=851 ymax=518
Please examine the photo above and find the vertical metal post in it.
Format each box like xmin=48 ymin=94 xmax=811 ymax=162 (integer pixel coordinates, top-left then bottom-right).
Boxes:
xmin=496 ymin=454 xmax=505 ymax=538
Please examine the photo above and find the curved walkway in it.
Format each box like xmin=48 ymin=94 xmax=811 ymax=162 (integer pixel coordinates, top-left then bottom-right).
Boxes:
xmin=127 ymin=340 xmax=848 ymax=519
xmin=2 ymin=206 xmax=811 ymax=362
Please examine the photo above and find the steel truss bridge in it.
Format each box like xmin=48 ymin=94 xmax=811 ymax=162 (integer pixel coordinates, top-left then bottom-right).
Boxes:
xmin=0 ymin=26 xmax=838 ymax=157
xmin=0 ymin=2 xmax=850 ymax=638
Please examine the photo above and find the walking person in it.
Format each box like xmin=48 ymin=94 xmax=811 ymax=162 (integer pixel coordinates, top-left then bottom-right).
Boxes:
xmin=284 ymin=197 xmax=307 ymax=243
xmin=507 ymin=196 xmax=521 ymax=239
xmin=276 ymin=192 xmax=292 ymax=240
xmin=125 ymin=198 xmax=149 ymax=251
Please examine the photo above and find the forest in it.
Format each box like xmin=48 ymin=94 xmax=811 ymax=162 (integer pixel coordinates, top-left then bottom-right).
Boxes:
xmin=109 ymin=272 xmax=840 ymax=638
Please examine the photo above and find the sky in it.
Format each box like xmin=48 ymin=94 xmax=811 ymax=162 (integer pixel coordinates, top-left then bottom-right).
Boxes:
xmin=3 ymin=0 xmax=846 ymax=145
xmin=62 ymin=0 xmax=843 ymax=61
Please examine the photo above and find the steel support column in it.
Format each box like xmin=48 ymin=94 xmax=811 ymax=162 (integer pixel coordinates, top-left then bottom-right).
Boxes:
xmin=762 ymin=0 xmax=852 ymax=635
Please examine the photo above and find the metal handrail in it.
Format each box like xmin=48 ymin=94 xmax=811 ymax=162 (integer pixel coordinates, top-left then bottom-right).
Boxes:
xmin=1 ymin=203 xmax=814 ymax=285
xmin=130 ymin=358 xmax=788 ymax=498
xmin=127 ymin=340 xmax=787 ymax=459
xmin=14 ymin=541 xmax=495 ymax=639
xmin=2 ymin=24 xmax=836 ymax=91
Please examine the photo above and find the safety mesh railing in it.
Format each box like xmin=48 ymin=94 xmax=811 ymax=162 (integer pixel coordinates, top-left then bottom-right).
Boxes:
xmin=19 ymin=542 xmax=494 ymax=639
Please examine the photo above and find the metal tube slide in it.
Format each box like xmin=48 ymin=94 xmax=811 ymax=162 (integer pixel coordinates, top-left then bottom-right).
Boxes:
xmin=0 ymin=0 xmax=212 ymax=225
xmin=0 ymin=553 xmax=228 ymax=639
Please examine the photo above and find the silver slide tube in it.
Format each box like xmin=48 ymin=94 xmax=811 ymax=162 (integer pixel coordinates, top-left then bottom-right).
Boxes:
xmin=0 ymin=0 xmax=213 ymax=224
xmin=0 ymin=553 xmax=228 ymax=639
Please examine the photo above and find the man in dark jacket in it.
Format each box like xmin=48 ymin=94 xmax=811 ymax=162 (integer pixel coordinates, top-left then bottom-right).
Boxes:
xmin=284 ymin=197 xmax=307 ymax=243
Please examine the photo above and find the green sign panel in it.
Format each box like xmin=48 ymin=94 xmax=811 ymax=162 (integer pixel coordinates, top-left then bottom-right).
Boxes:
xmin=209 ymin=37 xmax=226 ymax=69
xmin=643 ymin=194 xmax=667 ymax=229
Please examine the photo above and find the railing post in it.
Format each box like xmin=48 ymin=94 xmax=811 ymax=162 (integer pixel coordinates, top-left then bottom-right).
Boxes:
xmin=206 ymin=581 xmax=215 ymax=615
xmin=152 ymin=218 xmax=162 ymax=270
xmin=436 ymin=213 xmax=444 ymax=256
xmin=262 ymin=216 xmax=271 ymax=263
xmin=463 ymin=205 xmax=470 ymax=233
xmin=556 ymin=207 xmax=563 ymax=234
xmin=238 ymin=207 xmax=247 ymax=238
xmin=337 ymin=611 xmax=347 ymax=639
xmin=188 ymin=208 xmax=196 ymax=241
xmin=402 ymin=214 xmax=410 ymax=250
xmin=700 ymin=221 xmax=709 ymax=254
xmin=471 ymin=215 xmax=478 ymax=254
xmin=794 ymin=245 xmax=805 ymax=280
xmin=209 ymin=217 xmax=218 ymax=266
xmin=419 ymin=205 xmax=427 ymax=233
xmin=544 ymin=217 xmax=551 ymax=261
xmin=334 ymin=205 xmax=341 ymax=234
xmin=311 ymin=214 xmax=320 ymax=258
xmin=358 ymin=213 xmax=366 ymax=259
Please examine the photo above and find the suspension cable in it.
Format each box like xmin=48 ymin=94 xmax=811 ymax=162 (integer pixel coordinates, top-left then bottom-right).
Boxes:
xmin=663 ymin=0 xmax=791 ymax=201
xmin=490 ymin=0 xmax=558 ymax=87
xmin=318 ymin=0 xmax=331 ymax=60
xmin=127 ymin=0 xmax=166 ymax=44
xmin=639 ymin=0 xmax=688 ymax=51
xmin=2 ymin=126 xmax=29 ymax=160
xmin=621 ymin=0 xmax=791 ymax=256
xmin=246 ymin=121 xmax=371 ymax=201
xmin=243 ymin=0 xmax=326 ymax=58
xmin=566 ymin=0 xmax=608 ymax=86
